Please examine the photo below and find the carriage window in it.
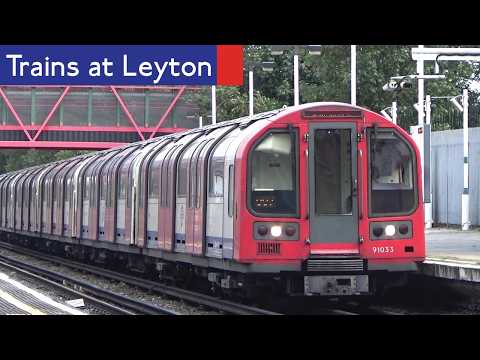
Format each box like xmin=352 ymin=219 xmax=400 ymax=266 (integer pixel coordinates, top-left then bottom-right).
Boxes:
xmin=119 ymin=172 xmax=127 ymax=200
xmin=100 ymin=174 xmax=107 ymax=200
xmin=148 ymin=165 xmax=160 ymax=198
xmin=83 ymin=175 xmax=90 ymax=200
xmin=209 ymin=159 xmax=224 ymax=197
xmin=368 ymin=129 xmax=416 ymax=216
xmin=249 ymin=131 xmax=298 ymax=216
xmin=177 ymin=158 xmax=188 ymax=196
xmin=228 ymin=165 xmax=234 ymax=217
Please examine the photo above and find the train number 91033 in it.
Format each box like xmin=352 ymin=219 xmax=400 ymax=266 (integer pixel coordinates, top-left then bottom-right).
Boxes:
xmin=372 ymin=246 xmax=394 ymax=254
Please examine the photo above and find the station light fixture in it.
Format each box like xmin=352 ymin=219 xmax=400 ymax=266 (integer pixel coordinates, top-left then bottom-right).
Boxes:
xmin=270 ymin=45 xmax=322 ymax=56
xmin=270 ymin=45 xmax=291 ymax=56
xmin=307 ymin=45 xmax=322 ymax=55
xmin=261 ymin=61 xmax=275 ymax=72
xmin=383 ymin=75 xmax=445 ymax=93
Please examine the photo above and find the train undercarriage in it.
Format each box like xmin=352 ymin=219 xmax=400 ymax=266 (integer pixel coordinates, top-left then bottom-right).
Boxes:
xmin=0 ymin=230 xmax=410 ymax=301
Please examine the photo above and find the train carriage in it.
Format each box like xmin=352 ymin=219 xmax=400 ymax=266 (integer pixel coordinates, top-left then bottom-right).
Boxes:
xmin=0 ymin=102 xmax=425 ymax=297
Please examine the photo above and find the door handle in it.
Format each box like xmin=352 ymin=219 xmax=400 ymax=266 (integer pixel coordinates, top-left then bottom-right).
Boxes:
xmin=352 ymin=179 xmax=358 ymax=197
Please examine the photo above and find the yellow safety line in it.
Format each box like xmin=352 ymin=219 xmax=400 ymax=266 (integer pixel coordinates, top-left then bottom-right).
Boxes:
xmin=0 ymin=288 xmax=45 ymax=315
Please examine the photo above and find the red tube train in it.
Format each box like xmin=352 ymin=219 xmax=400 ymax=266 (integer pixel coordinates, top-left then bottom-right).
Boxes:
xmin=0 ymin=102 xmax=425 ymax=297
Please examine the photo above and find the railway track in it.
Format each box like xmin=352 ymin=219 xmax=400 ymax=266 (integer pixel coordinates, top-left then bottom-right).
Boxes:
xmin=0 ymin=240 xmax=280 ymax=315
xmin=0 ymin=253 xmax=179 ymax=315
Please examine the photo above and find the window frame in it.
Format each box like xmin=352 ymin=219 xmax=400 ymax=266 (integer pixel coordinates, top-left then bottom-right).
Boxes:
xmin=247 ymin=128 xmax=300 ymax=218
xmin=208 ymin=158 xmax=225 ymax=198
xmin=228 ymin=165 xmax=234 ymax=217
xmin=367 ymin=127 xmax=418 ymax=218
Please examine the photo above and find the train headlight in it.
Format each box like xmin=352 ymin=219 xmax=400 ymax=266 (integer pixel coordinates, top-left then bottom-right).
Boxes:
xmin=270 ymin=225 xmax=282 ymax=237
xmin=285 ymin=225 xmax=296 ymax=237
xmin=372 ymin=227 xmax=383 ymax=237
xmin=257 ymin=225 xmax=268 ymax=236
xmin=254 ymin=222 xmax=299 ymax=240
xmin=384 ymin=225 xmax=396 ymax=237
xmin=370 ymin=221 xmax=411 ymax=240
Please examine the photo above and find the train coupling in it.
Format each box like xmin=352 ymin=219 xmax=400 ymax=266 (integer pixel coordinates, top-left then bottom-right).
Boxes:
xmin=304 ymin=275 xmax=369 ymax=296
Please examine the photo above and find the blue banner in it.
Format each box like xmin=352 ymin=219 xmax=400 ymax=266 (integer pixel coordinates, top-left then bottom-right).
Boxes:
xmin=0 ymin=45 xmax=223 ymax=85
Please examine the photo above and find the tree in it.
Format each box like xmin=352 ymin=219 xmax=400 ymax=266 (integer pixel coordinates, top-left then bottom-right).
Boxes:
xmin=1 ymin=45 xmax=478 ymax=171
xmin=0 ymin=149 xmax=89 ymax=173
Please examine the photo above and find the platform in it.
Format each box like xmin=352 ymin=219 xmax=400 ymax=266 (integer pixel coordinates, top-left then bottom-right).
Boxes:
xmin=0 ymin=272 xmax=85 ymax=315
xmin=419 ymin=227 xmax=480 ymax=282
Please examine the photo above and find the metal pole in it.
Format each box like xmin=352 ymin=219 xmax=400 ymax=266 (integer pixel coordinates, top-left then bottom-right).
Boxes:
xmin=293 ymin=49 xmax=300 ymax=106
xmin=417 ymin=46 xmax=425 ymax=127
xmin=199 ymin=115 xmax=203 ymax=128
xmin=211 ymin=85 xmax=216 ymax=124
xmin=392 ymin=101 xmax=397 ymax=125
xmin=461 ymin=89 xmax=470 ymax=230
xmin=249 ymin=69 xmax=254 ymax=117
xmin=351 ymin=45 xmax=357 ymax=106
xmin=425 ymin=95 xmax=431 ymax=125
xmin=424 ymin=95 xmax=433 ymax=229
xmin=416 ymin=45 xmax=426 ymax=227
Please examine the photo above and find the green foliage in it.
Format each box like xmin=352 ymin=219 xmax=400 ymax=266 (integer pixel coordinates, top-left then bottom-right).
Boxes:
xmin=191 ymin=45 xmax=479 ymax=125
xmin=0 ymin=149 xmax=90 ymax=174
xmin=1 ymin=45 xmax=478 ymax=171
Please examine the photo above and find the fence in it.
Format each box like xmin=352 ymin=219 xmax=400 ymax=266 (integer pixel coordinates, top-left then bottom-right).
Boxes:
xmin=431 ymin=127 xmax=480 ymax=226
xmin=397 ymin=106 xmax=480 ymax=132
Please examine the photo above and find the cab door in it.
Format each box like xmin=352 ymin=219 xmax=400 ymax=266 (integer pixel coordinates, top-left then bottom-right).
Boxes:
xmin=308 ymin=123 xmax=358 ymax=246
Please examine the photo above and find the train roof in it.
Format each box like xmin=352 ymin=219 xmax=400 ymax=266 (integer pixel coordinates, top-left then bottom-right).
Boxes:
xmin=0 ymin=102 xmax=388 ymax=175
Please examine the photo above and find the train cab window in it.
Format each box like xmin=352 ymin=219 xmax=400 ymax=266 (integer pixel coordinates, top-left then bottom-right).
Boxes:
xmin=368 ymin=128 xmax=417 ymax=216
xmin=249 ymin=130 xmax=298 ymax=216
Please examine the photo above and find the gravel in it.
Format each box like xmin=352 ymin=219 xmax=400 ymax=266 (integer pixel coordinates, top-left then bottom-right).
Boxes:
xmin=0 ymin=247 xmax=219 ymax=315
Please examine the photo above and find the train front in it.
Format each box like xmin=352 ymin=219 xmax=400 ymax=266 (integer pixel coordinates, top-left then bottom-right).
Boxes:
xmin=236 ymin=103 xmax=425 ymax=296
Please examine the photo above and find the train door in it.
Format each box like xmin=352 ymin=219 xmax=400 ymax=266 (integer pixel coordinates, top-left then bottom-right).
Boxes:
xmin=205 ymin=130 xmax=239 ymax=259
xmin=132 ymin=141 xmax=165 ymax=247
xmin=308 ymin=123 xmax=358 ymax=248
xmin=135 ymin=139 xmax=170 ymax=248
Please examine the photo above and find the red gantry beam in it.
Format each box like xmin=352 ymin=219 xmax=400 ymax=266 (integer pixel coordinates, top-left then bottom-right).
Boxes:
xmin=0 ymin=85 xmax=202 ymax=149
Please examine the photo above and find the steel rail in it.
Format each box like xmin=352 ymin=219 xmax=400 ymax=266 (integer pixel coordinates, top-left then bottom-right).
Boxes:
xmin=0 ymin=259 xmax=135 ymax=315
xmin=0 ymin=241 xmax=280 ymax=315
xmin=0 ymin=251 xmax=179 ymax=315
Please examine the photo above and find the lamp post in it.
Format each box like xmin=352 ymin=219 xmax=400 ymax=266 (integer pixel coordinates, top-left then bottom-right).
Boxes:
xmin=450 ymin=91 xmax=471 ymax=230
xmin=211 ymin=85 xmax=216 ymax=125
xmin=186 ymin=114 xmax=212 ymax=128
xmin=351 ymin=45 xmax=357 ymax=106
xmin=268 ymin=45 xmax=322 ymax=106
xmin=246 ymin=60 xmax=275 ymax=117
xmin=249 ymin=68 xmax=254 ymax=117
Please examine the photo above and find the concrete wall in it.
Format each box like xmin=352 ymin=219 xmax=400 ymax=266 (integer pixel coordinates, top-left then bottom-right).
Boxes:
xmin=431 ymin=127 xmax=480 ymax=226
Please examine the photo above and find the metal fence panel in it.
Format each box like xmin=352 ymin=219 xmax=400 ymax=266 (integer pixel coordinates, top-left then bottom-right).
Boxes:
xmin=431 ymin=127 xmax=480 ymax=226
